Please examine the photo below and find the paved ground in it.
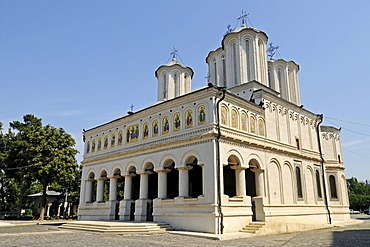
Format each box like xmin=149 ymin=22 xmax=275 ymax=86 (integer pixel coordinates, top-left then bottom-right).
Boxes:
xmin=0 ymin=215 xmax=370 ymax=247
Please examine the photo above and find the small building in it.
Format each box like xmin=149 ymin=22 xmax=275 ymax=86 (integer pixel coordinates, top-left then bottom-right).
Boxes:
xmin=78 ymin=16 xmax=349 ymax=234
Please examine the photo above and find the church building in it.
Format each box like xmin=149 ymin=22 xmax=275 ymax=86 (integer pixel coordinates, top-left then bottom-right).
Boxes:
xmin=78 ymin=16 xmax=350 ymax=234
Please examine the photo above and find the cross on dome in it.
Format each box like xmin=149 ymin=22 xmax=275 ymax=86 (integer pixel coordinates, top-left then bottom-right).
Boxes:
xmin=237 ymin=10 xmax=249 ymax=27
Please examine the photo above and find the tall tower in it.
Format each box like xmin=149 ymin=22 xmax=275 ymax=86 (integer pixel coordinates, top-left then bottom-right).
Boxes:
xmin=155 ymin=49 xmax=194 ymax=101
xmin=206 ymin=18 xmax=268 ymax=88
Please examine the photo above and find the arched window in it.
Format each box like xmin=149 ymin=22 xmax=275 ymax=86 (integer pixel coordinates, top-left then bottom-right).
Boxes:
xmin=296 ymin=166 xmax=303 ymax=199
xmin=316 ymin=170 xmax=322 ymax=198
xmin=329 ymin=175 xmax=338 ymax=199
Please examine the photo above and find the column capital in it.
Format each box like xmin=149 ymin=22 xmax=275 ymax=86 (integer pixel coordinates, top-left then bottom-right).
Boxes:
xmin=136 ymin=170 xmax=152 ymax=175
xmin=176 ymin=164 xmax=192 ymax=170
xmin=122 ymin=172 xmax=136 ymax=177
xmin=154 ymin=168 xmax=169 ymax=173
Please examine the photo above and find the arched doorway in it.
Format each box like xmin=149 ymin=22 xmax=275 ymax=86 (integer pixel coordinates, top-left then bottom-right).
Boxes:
xmin=165 ymin=161 xmax=178 ymax=199
xmin=246 ymin=158 xmax=265 ymax=222
xmin=187 ymin=157 xmax=203 ymax=198
xmin=223 ymin=164 xmax=236 ymax=197
xmin=145 ymin=163 xmax=157 ymax=221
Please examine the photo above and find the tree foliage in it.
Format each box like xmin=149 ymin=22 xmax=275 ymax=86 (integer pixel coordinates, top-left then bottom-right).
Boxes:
xmin=3 ymin=115 xmax=79 ymax=219
xmin=347 ymin=177 xmax=370 ymax=211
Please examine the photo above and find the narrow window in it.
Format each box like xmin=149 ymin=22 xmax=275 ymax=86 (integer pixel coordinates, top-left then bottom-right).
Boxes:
xmin=174 ymin=74 xmax=179 ymax=97
xmin=278 ymin=69 xmax=283 ymax=95
xmin=163 ymin=74 xmax=167 ymax=99
xmin=316 ymin=170 xmax=322 ymax=198
xmin=338 ymin=155 xmax=341 ymax=163
xmin=296 ymin=138 xmax=300 ymax=150
xmin=329 ymin=175 xmax=338 ymax=199
xmin=213 ymin=59 xmax=217 ymax=85
xmin=246 ymin=40 xmax=251 ymax=81
xmin=222 ymin=56 xmax=226 ymax=87
xmin=232 ymin=43 xmax=238 ymax=86
xmin=296 ymin=166 xmax=303 ymax=198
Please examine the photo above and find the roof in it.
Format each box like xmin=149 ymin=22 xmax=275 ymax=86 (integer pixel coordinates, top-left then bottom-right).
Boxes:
xmin=28 ymin=190 xmax=61 ymax=197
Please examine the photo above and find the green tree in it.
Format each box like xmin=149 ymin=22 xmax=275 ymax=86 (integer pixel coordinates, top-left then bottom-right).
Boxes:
xmin=8 ymin=115 xmax=78 ymax=220
xmin=347 ymin=177 xmax=370 ymax=211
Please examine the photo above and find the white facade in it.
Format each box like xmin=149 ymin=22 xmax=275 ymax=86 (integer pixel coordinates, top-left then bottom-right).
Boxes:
xmin=78 ymin=23 xmax=349 ymax=234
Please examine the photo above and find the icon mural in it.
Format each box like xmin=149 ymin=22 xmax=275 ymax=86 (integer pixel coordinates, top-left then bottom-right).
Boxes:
xmin=118 ymin=130 xmax=123 ymax=145
xmin=127 ymin=124 xmax=139 ymax=143
xmin=97 ymin=137 xmax=102 ymax=151
xmin=91 ymin=139 xmax=96 ymax=152
xmin=231 ymin=109 xmax=238 ymax=129
xmin=258 ymin=119 xmax=265 ymax=136
xmin=198 ymin=105 xmax=206 ymax=125
xmin=152 ymin=119 xmax=159 ymax=137
xmin=221 ymin=105 xmax=228 ymax=125
xmin=104 ymin=135 xmax=108 ymax=149
xmin=250 ymin=116 xmax=256 ymax=134
xmin=111 ymin=133 xmax=116 ymax=147
xmin=143 ymin=122 xmax=149 ymax=139
xmin=174 ymin=113 xmax=181 ymax=131
xmin=241 ymin=112 xmax=248 ymax=131
xmin=86 ymin=141 xmax=90 ymax=153
xmin=185 ymin=109 xmax=193 ymax=128
xmin=162 ymin=116 xmax=170 ymax=134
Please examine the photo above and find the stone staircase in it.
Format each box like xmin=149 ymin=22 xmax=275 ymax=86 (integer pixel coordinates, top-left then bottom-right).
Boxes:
xmin=239 ymin=222 xmax=265 ymax=234
xmin=59 ymin=221 xmax=173 ymax=234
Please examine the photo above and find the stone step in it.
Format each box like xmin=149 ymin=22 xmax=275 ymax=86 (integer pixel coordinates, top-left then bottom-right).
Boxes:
xmin=239 ymin=222 xmax=266 ymax=234
xmin=59 ymin=221 xmax=173 ymax=234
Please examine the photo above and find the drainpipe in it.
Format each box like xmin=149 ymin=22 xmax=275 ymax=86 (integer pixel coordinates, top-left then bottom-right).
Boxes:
xmin=215 ymin=88 xmax=226 ymax=234
xmin=316 ymin=114 xmax=331 ymax=224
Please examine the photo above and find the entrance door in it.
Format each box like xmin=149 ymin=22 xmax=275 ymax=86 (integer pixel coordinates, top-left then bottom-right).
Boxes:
xmin=246 ymin=168 xmax=257 ymax=221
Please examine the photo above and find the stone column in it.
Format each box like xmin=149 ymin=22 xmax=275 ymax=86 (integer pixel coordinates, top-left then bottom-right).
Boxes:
xmin=46 ymin=202 xmax=52 ymax=217
xmin=157 ymin=170 xmax=167 ymax=199
xmin=109 ymin=176 xmax=118 ymax=201
xmin=85 ymin=180 xmax=93 ymax=202
xmin=235 ymin=168 xmax=246 ymax=197
xmin=135 ymin=171 xmax=151 ymax=222
xmin=96 ymin=179 xmax=104 ymax=202
xmin=139 ymin=173 xmax=149 ymax=199
xmin=124 ymin=175 xmax=132 ymax=200
xmin=256 ymin=170 xmax=265 ymax=197
xmin=178 ymin=166 xmax=190 ymax=197
xmin=119 ymin=174 xmax=135 ymax=221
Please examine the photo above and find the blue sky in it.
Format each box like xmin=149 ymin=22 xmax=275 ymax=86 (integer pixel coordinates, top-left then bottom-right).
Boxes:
xmin=1 ymin=1 xmax=369 ymax=181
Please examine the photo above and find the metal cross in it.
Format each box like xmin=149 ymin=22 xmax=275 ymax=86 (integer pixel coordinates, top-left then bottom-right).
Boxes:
xmin=130 ymin=104 xmax=134 ymax=112
xmin=237 ymin=10 xmax=249 ymax=26
xmin=267 ymin=42 xmax=279 ymax=59
xmin=170 ymin=46 xmax=178 ymax=60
